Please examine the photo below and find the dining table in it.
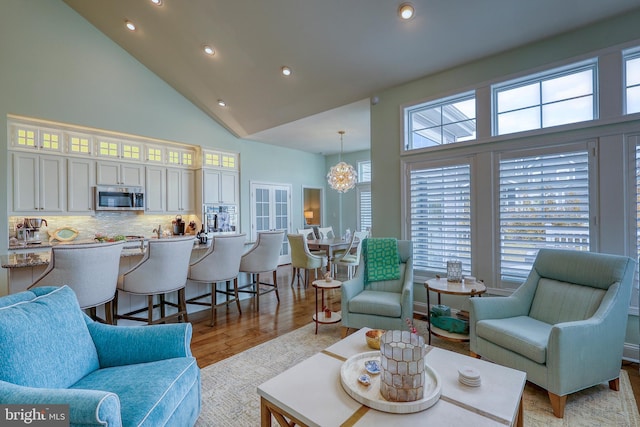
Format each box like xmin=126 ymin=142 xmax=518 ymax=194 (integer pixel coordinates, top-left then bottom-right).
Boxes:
xmin=307 ymin=238 xmax=351 ymax=273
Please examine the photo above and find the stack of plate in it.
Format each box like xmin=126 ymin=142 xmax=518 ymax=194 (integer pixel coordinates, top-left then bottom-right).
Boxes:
xmin=458 ymin=366 xmax=481 ymax=387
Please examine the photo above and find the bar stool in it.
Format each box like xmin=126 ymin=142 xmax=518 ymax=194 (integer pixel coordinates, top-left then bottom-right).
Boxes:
xmin=29 ymin=241 xmax=124 ymax=324
xmin=115 ymin=235 xmax=195 ymax=325
xmin=238 ymin=230 xmax=284 ymax=311
xmin=187 ymin=233 xmax=247 ymax=326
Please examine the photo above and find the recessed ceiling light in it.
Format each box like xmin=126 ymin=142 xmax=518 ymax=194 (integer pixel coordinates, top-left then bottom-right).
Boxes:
xmin=398 ymin=3 xmax=415 ymax=20
xmin=217 ymin=99 xmax=227 ymax=107
xmin=203 ymin=45 xmax=215 ymax=56
xmin=150 ymin=0 xmax=162 ymax=5
xmin=281 ymin=66 xmax=292 ymax=77
xmin=125 ymin=20 xmax=136 ymax=31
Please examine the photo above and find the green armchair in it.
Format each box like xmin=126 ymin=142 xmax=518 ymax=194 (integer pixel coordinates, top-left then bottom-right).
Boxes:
xmin=341 ymin=239 xmax=413 ymax=337
xmin=469 ymin=249 xmax=635 ymax=418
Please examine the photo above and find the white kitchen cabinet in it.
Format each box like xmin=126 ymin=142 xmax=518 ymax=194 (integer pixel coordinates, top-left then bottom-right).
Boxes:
xmin=11 ymin=152 xmax=65 ymax=213
xmin=166 ymin=168 xmax=195 ymax=213
xmin=67 ymin=158 xmax=95 ymax=213
xmin=96 ymin=160 xmax=144 ymax=186
xmin=145 ymin=166 xmax=166 ymax=213
xmin=200 ymin=169 xmax=239 ymax=205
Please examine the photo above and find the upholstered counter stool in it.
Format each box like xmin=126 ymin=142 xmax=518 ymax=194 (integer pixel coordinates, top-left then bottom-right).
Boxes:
xmin=29 ymin=240 xmax=124 ymax=324
xmin=187 ymin=233 xmax=247 ymax=326
xmin=238 ymin=230 xmax=284 ymax=311
xmin=115 ymin=235 xmax=195 ymax=325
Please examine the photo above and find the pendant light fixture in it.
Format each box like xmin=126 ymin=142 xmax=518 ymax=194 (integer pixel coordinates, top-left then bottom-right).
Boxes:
xmin=327 ymin=131 xmax=357 ymax=193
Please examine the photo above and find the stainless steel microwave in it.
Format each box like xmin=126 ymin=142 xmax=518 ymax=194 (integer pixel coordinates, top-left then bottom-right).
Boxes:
xmin=95 ymin=185 xmax=145 ymax=211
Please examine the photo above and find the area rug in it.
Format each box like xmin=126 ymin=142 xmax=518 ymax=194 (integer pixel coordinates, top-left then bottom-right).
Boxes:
xmin=197 ymin=320 xmax=640 ymax=426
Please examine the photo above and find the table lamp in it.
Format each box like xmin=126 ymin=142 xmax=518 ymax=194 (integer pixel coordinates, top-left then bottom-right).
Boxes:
xmin=304 ymin=211 xmax=314 ymax=224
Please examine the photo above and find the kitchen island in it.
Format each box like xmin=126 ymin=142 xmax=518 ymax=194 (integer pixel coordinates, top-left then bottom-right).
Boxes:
xmin=1 ymin=238 xmax=213 ymax=295
xmin=1 ymin=236 xmax=250 ymax=320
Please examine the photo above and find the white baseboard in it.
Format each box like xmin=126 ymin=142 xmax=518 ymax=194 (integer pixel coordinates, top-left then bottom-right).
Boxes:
xmin=414 ymin=302 xmax=640 ymax=364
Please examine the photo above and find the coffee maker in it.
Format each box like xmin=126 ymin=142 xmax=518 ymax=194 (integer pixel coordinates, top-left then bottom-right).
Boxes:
xmin=18 ymin=218 xmax=48 ymax=244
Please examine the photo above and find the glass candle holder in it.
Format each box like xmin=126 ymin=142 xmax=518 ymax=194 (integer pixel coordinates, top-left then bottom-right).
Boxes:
xmin=379 ymin=330 xmax=426 ymax=402
xmin=447 ymin=260 xmax=462 ymax=283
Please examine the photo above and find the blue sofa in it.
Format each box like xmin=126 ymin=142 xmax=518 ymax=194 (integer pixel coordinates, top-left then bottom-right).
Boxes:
xmin=0 ymin=286 xmax=201 ymax=427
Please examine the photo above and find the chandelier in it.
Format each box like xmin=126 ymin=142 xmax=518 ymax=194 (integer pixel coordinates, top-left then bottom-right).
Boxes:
xmin=327 ymin=130 xmax=357 ymax=193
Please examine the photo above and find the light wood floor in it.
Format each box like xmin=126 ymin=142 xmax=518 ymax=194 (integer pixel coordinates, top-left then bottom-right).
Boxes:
xmin=189 ymin=265 xmax=640 ymax=408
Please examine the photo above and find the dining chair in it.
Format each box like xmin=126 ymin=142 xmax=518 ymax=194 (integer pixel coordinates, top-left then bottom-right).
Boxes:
xmin=115 ymin=235 xmax=195 ymax=325
xmin=187 ymin=233 xmax=247 ymax=326
xmin=287 ymin=234 xmax=327 ymax=288
xmin=317 ymin=226 xmax=335 ymax=239
xmin=238 ymin=230 xmax=284 ymax=311
xmin=335 ymin=231 xmax=369 ymax=279
xmin=297 ymin=228 xmax=326 ymax=257
xmin=29 ymin=240 xmax=124 ymax=324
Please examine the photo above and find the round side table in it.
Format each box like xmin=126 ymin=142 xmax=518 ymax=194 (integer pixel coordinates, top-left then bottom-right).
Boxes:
xmin=424 ymin=277 xmax=486 ymax=344
xmin=311 ymin=279 xmax=342 ymax=334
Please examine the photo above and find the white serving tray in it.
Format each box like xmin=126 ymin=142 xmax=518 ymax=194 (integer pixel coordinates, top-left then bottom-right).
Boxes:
xmin=339 ymin=351 xmax=441 ymax=414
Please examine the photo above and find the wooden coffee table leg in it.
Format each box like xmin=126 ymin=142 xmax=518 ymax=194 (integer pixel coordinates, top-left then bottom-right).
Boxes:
xmin=260 ymin=397 xmax=272 ymax=427
xmin=516 ymin=395 xmax=523 ymax=427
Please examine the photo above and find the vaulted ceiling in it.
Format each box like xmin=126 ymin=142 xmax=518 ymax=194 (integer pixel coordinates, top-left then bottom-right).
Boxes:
xmin=64 ymin=0 xmax=640 ymax=154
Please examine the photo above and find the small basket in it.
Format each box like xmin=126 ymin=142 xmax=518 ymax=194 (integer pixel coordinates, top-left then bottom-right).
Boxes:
xmin=365 ymin=329 xmax=385 ymax=350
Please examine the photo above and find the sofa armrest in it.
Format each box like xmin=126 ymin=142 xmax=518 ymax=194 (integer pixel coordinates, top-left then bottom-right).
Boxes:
xmin=87 ymin=321 xmax=193 ymax=368
xmin=0 ymin=380 xmax=121 ymax=427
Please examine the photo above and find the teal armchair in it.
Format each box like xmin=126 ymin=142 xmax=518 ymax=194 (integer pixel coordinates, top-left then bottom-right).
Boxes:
xmin=0 ymin=286 xmax=201 ymax=426
xmin=469 ymin=249 xmax=635 ymax=418
xmin=341 ymin=240 xmax=413 ymax=336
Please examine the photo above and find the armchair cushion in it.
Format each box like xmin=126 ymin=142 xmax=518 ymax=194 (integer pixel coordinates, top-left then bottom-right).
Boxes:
xmin=476 ymin=316 xmax=552 ymax=364
xmin=529 ymin=278 xmax=605 ymax=324
xmin=347 ymin=290 xmax=403 ymax=317
xmin=0 ymin=286 xmax=99 ymax=388
xmin=70 ymin=357 xmax=199 ymax=427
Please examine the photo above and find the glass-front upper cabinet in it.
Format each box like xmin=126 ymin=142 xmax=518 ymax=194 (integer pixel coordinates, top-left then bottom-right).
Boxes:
xmin=10 ymin=124 xmax=63 ymax=153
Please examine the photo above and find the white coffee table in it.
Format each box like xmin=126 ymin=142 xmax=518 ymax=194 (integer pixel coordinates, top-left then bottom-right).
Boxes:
xmin=257 ymin=327 xmax=526 ymax=426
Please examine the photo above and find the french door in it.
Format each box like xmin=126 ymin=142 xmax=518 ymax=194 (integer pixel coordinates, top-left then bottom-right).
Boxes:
xmin=249 ymin=182 xmax=292 ymax=265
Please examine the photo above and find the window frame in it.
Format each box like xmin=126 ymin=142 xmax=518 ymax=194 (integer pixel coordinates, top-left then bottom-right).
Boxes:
xmin=403 ymin=91 xmax=476 ymax=152
xmin=624 ymin=47 xmax=640 ymax=115
xmin=491 ymin=59 xmax=599 ymax=136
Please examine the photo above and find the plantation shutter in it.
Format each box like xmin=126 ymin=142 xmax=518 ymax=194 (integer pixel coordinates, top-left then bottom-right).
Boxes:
xmin=499 ymin=149 xmax=590 ymax=282
xmin=409 ymin=163 xmax=471 ymax=275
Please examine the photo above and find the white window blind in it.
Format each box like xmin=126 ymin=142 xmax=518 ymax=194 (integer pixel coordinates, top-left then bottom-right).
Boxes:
xmin=499 ymin=149 xmax=590 ymax=282
xmin=357 ymin=184 xmax=372 ymax=233
xmin=409 ymin=163 xmax=471 ymax=275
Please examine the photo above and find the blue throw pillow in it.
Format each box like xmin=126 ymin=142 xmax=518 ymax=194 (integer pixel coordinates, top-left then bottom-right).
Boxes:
xmin=0 ymin=286 xmax=100 ymax=388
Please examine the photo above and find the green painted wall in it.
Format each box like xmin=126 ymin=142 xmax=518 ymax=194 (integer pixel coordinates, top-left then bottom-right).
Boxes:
xmin=0 ymin=0 xmax=326 ymax=290
xmin=369 ymin=9 xmax=640 ymax=353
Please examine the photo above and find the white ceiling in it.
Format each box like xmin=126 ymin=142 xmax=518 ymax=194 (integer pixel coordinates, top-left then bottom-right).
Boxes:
xmin=63 ymin=0 xmax=640 ymax=155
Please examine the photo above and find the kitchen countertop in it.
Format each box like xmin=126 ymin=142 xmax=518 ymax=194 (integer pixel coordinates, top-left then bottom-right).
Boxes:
xmin=1 ymin=237 xmax=214 ymax=269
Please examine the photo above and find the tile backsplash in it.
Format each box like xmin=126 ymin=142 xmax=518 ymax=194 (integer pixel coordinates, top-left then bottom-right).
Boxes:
xmin=9 ymin=212 xmax=201 ymax=241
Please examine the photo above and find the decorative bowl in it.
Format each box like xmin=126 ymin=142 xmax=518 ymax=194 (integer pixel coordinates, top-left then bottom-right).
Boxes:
xmin=364 ymin=360 xmax=381 ymax=375
xmin=365 ymin=329 xmax=385 ymax=350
